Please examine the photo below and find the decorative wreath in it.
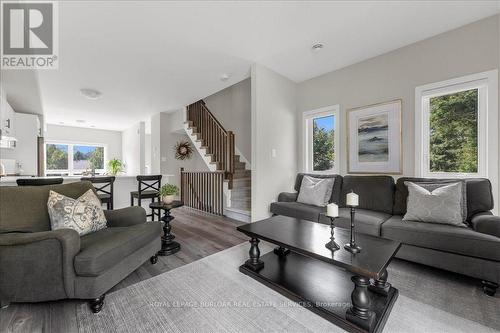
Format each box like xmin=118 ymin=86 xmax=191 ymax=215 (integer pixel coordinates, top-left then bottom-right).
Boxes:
xmin=174 ymin=141 xmax=193 ymax=160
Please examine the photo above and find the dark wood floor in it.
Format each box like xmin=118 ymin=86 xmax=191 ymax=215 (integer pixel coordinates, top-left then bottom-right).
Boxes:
xmin=0 ymin=207 xmax=248 ymax=333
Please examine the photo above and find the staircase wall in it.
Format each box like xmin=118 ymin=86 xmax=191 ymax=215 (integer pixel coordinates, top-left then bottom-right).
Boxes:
xmin=204 ymin=78 xmax=251 ymax=164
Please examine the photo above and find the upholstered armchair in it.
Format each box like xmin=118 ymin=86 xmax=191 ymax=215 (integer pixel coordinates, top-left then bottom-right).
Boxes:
xmin=0 ymin=181 xmax=162 ymax=312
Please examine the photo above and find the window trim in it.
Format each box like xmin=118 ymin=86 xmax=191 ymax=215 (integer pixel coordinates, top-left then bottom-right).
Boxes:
xmin=303 ymin=105 xmax=340 ymax=174
xmin=45 ymin=140 xmax=108 ymax=176
xmin=415 ymin=70 xmax=498 ymax=177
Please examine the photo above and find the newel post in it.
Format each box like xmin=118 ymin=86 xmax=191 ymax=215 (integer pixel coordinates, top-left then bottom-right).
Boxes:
xmin=180 ymin=167 xmax=184 ymax=203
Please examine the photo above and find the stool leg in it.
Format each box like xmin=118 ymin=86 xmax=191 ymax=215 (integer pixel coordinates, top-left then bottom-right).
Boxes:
xmin=151 ymin=198 xmax=155 ymax=221
xmin=107 ymin=201 xmax=111 ymax=210
xmin=130 ymin=195 xmax=134 ymax=207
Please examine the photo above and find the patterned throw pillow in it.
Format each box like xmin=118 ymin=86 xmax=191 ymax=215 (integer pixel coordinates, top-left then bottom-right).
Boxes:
xmin=297 ymin=176 xmax=335 ymax=207
xmin=403 ymin=182 xmax=465 ymax=227
xmin=48 ymin=189 xmax=107 ymax=236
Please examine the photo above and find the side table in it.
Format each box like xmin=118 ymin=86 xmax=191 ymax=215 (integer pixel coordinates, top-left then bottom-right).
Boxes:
xmin=149 ymin=201 xmax=183 ymax=256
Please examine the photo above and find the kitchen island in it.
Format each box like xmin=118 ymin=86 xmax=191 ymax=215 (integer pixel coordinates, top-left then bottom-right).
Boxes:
xmin=0 ymin=175 xmax=174 ymax=211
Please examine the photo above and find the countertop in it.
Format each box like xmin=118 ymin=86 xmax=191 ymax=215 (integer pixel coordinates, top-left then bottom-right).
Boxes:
xmin=0 ymin=174 xmax=174 ymax=183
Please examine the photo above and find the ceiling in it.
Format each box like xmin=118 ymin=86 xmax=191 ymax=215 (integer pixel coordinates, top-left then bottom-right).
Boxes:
xmin=2 ymin=1 xmax=499 ymax=131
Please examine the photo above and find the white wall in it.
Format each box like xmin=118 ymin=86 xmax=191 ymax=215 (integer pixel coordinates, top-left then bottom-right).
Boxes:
xmin=251 ymin=64 xmax=297 ymax=221
xmin=149 ymin=110 xmax=207 ymax=189
xmin=297 ymin=15 xmax=499 ymax=178
xmin=204 ymin=78 xmax=252 ymax=162
xmin=46 ymin=123 xmax=122 ymax=161
xmin=121 ymin=122 xmax=145 ymax=175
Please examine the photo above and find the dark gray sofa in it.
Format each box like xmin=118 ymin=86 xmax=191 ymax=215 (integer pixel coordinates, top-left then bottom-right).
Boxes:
xmin=0 ymin=181 xmax=162 ymax=312
xmin=270 ymin=173 xmax=500 ymax=296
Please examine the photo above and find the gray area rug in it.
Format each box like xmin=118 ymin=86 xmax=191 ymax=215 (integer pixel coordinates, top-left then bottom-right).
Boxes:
xmin=77 ymin=243 xmax=500 ymax=333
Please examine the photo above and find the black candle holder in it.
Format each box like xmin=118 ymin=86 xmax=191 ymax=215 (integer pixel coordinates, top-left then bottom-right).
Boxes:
xmin=325 ymin=216 xmax=340 ymax=251
xmin=344 ymin=206 xmax=361 ymax=254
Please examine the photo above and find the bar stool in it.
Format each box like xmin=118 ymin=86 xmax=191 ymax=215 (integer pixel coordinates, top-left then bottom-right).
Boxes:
xmin=81 ymin=176 xmax=115 ymax=210
xmin=16 ymin=178 xmax=64 ymax=186
xmin=130 ymin=175 xmax=162 ymax=221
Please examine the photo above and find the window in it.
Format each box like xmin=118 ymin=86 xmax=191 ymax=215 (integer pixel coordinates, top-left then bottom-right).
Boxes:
xmin=415 ymin=71 xmax=497 ymax=179
xmin=303 ymin=105 xmax=340 ymax=173
xmin=45 ymin=142 xmax=106 ymax=176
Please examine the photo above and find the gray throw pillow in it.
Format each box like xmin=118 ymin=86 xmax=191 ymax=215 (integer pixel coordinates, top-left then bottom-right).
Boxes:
xmin=403 ymin=182 xmax=465 ymax=227
xmin=296 ymin=176 xmax=335 ymax=207
xmin=48 ymin=189 xmax=107 ymax=236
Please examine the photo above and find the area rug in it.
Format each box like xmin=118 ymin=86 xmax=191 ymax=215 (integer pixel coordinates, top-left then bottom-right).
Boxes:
xmin=76 ymin=243 xmax=499 ymax=333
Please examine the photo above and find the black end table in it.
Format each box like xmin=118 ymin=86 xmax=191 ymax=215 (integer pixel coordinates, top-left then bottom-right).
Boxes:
xmin=149 ymin=201 xmax=183 ymax=256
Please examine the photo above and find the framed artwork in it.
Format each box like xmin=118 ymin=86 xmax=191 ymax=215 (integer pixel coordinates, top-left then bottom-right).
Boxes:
xmin=347 ymin=99 xmax=402 ymax=174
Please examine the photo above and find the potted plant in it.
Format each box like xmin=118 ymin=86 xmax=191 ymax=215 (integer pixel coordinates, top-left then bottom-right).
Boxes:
xmin=160 ymin=183 xmax=179 ymax=204
xmin=107 ymin=158 xmax=124 ymax=176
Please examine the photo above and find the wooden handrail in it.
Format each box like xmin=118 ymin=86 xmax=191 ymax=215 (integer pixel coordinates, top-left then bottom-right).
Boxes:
xmin=186 ymin=100 xmax=235 ymax=187
xmin=180 ymin=167 xmax=224 ymax=215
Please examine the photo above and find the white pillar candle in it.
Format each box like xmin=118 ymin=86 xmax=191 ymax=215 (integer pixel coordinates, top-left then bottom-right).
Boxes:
xmin=346 ymin=191 xmax=359 ymax=207
xmin=326 ymin=203 xmax=339 ymax=217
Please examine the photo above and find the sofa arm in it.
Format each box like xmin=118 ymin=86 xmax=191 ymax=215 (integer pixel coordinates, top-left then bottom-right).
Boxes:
xmin=0 ymin=229 xmax=80 ymax=302
xmin=104 ymin=206 xmax=147 ymax=227
xmin=278 ymin=192 xmax=298 ymax=202
xmin=470 ymin=212 xmax=500 ymax=238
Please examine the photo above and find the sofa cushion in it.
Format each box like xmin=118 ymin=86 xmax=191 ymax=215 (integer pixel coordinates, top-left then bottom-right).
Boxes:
xmin=393 ymin=177 xmax=493 ymax=220
xmin=294 ymin=173 xmax=343 ymax=204
xmin=74 ymin=222 xmax=161 ymax=276
xmin=340 ymin=176 xmax=395 ymax=214
xmin=381 ymin=215 xmax=500 ymax=261
xmin=270 ymin=202 xmax=325 ymax=222
xmin=297 ymin=176 xmax=335 ymax=207
xmin=319 ymin=208 xmax=391 ymax=236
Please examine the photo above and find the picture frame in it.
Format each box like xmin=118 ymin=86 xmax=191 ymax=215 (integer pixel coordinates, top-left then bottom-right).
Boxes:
xmin=347 ymin=99 xmax=402 ymax=174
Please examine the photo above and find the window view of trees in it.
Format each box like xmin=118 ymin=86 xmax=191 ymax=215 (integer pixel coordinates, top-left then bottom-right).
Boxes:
xmin=429 ymin=89 xmax=478 ymax=173
xmin=46 ymin=144 xmax=69 ymax=170
xmin=313 ymin=115 xmax=335 ymax=171
xmin=73 ymin=146 xmax=104 ymax=170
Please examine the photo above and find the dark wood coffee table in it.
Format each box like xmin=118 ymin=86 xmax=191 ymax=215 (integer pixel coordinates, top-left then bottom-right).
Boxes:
xmin=150 ymin=201 xmax=183 ymax=256
xmin=237 ymin=215 xmax=401 ymax=333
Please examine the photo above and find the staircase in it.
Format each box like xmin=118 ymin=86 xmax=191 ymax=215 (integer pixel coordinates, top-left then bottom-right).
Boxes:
xmin=183 ymin=100 xmax=251 ymax=222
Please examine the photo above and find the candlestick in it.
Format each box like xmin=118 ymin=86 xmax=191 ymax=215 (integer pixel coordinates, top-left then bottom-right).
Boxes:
xmin=325 ymin=216 xmax=340 ymax=251
xmin=344 ymin=206 xmax=361 ymax=254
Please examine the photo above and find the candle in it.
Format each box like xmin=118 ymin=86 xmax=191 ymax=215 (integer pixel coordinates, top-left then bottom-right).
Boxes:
xmin=346 ymin=191 xmax=359 ymax=207
xmin=326 ymin=203 xmax=339 ymax=217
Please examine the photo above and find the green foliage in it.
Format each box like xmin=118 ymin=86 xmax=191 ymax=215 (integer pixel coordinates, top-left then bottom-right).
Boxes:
xmin=429 ymin=89 xmax=478 ymax=173
xmin=313 ymin=122 xmax=335 ymax=171
xmin=88 ymin=147 xmax=104 ymax=169
xmin=160 ymin=183 xmax=179 ymax=196
xmin=107 ymin=158 xmax=123 ymax=176
xmin=46 ymin=144 xmax=68 ymax=170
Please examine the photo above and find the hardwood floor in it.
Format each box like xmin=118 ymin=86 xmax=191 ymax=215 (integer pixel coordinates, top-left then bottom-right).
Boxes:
xmin=0 ymin=207 xmax=248 ymax=333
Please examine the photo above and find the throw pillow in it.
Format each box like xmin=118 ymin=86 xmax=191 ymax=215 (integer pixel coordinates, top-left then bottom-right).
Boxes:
xmin=408 ymin=180 xmax=467 ymax=223
xmin=403 ymin=182 xmax=465 ymax=226
xmin=48 ymin=189 xmax=107 ymax=236
xmin=296 ymin=176 xmax=335 ymax=207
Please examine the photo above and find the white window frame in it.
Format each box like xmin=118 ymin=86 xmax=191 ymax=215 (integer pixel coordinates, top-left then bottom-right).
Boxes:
xmin=303 ymin=105 xmax=340 ymax=173
xmin=415 ymin=71 xmax=497 ymax=180
xmin=45 ymin=140 xmax=108 ymax=176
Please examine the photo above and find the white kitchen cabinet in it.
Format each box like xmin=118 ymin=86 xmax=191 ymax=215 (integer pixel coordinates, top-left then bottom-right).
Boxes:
xmin=0 ymin=88 xmax=16 ymax=139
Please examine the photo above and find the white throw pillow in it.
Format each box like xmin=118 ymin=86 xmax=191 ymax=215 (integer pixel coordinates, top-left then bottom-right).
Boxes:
xmin=48 ymin=189 xmax=107 ymax=236
xmin=403 ymin=182 xmax=465 ymax=226
xmin=296 ymin=176 xmax=335 ymax=207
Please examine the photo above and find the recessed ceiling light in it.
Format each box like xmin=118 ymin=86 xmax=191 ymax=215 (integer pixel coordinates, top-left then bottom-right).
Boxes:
xmin=220 ymin=74 xmax=230 ymax=82
xmin=59 ymin=121 xmax=65 ymax=125
xmin=311 ymin=43 xmax=324 ymax=52
xmin=80 ymin=88 xmax=102 ymax=100
xmin=90 ymin=125 xmax=95 ymax=128
xmin=76 ymin=119 xmax=86 ymax=123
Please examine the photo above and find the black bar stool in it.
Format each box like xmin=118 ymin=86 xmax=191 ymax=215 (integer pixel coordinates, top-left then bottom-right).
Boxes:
xmin=16 ymin=178 xmax=64 ymax=186
xmin=130 ymin=175 xmax=162 ymax=221
xmin=81 ymin=176 xmax=115 ymax=210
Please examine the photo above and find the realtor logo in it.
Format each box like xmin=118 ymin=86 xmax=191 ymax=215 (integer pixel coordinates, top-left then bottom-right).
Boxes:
xmin=1 ymin=1 xmax=58 ymax=69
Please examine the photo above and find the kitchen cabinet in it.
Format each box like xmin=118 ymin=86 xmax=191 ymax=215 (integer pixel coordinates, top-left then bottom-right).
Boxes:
xmin=0 ymin=88 xmax=16 ymax=139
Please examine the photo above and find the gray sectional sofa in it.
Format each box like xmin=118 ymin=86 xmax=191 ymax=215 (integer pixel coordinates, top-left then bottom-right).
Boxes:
xmin=270 ymin=173 xmax=500 ymax=296
xmin=0 ymin=181 xmax=162 ymax=312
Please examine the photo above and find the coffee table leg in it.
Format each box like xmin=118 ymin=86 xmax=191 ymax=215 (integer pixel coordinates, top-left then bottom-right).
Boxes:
xmin=273 ymin=246 xmax=290 ymax=257
xmin=346 ymin=275 xmax=375 ymax=331
xmin=369 ymin=268 xmax=391 ymax=296
xmin=244 ymin=238 xmax=264 ymax=271
xmin=158 ymin=209 xmax=181 ymax=256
